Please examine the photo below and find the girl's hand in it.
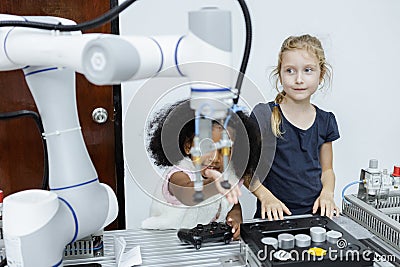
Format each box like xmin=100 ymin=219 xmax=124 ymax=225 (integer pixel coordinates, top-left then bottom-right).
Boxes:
xmin=257 ymin=186 xmax=291 ymax=220
xmin=204 ymin=169 xmax=242 ymax=204
xmin=226 ymin=204 xmax=242 ymax=240
xmin=226 ymin=216 xmax=241 ymax=240
xmin=312 ymin=191 xmax=340 ymax=218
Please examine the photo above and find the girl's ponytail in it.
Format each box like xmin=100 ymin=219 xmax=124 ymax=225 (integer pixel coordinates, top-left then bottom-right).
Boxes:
xmin=271 ymin=92 xmax=285 ymax=137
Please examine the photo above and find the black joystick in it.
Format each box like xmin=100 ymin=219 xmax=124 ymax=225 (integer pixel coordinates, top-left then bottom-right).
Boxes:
xmin=177 ymin=222 xmax=233 ymax=250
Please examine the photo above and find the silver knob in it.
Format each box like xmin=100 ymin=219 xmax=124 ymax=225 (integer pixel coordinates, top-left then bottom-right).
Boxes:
xmin=92 ymin=107 xmax=108 ymax=124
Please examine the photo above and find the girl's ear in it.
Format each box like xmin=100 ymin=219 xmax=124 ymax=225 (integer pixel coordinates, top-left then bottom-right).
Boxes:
xmin=184 ymin=140 xmax=191 ymax=155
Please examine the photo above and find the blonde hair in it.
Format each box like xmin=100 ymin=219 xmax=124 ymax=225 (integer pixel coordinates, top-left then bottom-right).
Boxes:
xmin=270 ymin=34 xmax=332 ymax=137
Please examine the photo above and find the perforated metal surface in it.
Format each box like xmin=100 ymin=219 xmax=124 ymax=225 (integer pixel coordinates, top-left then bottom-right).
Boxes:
xmin=343 ymin=194 xmax=400 ymax=252
xmin=64 ymin=229 xmax=244 ymax=267
xmin=64 ymin=234 xmax=104 ymax=260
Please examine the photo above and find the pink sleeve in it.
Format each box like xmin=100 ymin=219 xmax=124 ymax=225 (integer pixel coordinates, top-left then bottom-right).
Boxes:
xmin=161 ymin=167 xmax=186 ymax=205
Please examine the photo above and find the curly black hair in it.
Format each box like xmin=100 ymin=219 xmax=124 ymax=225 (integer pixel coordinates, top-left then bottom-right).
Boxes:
xmin=147 ymin=99 xmax=195 ymax=167
xmin=146 ymin=99 xmax=258 ymax=178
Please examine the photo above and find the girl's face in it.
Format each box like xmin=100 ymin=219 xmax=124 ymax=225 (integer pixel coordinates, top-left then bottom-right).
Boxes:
xmin=279 ymin=49 xmax=321 ymax=103
xmin=184 ymin=124 xmax=233 ymax=175
xmin=200 ymin=124 xmax=225 ymax=175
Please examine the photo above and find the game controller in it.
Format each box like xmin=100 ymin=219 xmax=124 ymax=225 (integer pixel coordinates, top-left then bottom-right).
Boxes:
xmin=177 ymin=222 xmax=233 ymax=249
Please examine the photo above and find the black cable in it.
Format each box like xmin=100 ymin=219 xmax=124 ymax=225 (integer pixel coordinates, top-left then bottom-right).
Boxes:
xmin=234 ymin=0 xmax=252 ymax=104
xmin=0 ymin=0 xmax=138 ymax=31
xmin=0 ymin=110 xmax=49 ymax=190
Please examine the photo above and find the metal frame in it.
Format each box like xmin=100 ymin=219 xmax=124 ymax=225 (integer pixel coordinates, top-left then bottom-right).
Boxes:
xmin=342 ymin=194 xmax=400 ymax=252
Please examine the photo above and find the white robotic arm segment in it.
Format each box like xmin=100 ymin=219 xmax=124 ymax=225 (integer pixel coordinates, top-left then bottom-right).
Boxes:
xmin=178 ymin=32 xmax=235 ymax=119
xmin=3 ymin=190 xmax=60 ymax=237
xmin=82 ymin=7 xmax=234 ymax=96
xmin=100 ymin=183 xmax=119 ymax=228
xmin=177 ymin=32 xmax=232 ymax=82
xmin=0 ymin=29 xmax=103 ymax=73
xmin=3 ymin=64 xmax=119 ymax=266
xmin=3 ymin=190 xmax=75 ymax=266
xmin=180 ymin=7 xmax=235 ymax=120
xmin=0 ymin=14 xmax=26 ymax=70
xmin=0 ymin=14 xmax=92 ymax=72
xmin=54 ymin=181 xmax=117 ymax=238
xmin=81 ymin=31 xmax=234 ymax=86
xmin=81 ymin=35 xmax=163 ymax=85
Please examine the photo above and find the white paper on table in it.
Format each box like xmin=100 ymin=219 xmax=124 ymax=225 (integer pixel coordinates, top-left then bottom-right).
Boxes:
xmin=114 ymin=236 xmax=142 ymax=267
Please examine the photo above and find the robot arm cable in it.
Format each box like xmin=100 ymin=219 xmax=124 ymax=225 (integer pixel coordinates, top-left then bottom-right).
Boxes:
xmin=233 ymin=0 xmax=252 ymax=105
xmin=0 ymin=0 xmax=138 ymax=31
xmin=0 ymin=110 xmax=49 ymax=190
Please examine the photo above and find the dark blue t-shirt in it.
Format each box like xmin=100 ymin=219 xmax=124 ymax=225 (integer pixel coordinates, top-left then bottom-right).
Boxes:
xmin=252 ymin=102 xmax=340 ymax=217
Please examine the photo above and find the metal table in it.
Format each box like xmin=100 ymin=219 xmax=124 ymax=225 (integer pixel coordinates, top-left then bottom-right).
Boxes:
xmin=64 ymin=229 xmax=245 ymax=267
xmin=64 ymin=215 xmax=400 ymax=267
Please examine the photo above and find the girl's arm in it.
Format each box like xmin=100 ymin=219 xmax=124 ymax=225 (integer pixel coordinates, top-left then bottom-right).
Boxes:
xmin=169 ymin=170 xmax=241 ymax=206
xmin=226 ymin=203 xmax=242 ymax=240
xmin=245 ymin=178 xmax=291 ymax=220
xmin=312 ymin=142 xmax=340 ymax=218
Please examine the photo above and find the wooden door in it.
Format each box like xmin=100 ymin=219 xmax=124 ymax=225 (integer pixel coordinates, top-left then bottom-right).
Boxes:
xmin=0 ymin=1 xmax=122 ymax=230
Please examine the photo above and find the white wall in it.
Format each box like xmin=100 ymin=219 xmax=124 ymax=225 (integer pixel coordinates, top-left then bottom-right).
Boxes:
xmin=120 ymin=0 xmax=400 ymax=229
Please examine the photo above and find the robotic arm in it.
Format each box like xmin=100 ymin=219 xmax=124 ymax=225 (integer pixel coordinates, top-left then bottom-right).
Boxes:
xmin=1 ymin=7 xmax=235 ymax=267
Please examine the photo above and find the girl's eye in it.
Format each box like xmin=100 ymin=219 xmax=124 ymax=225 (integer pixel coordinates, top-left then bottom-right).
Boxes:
xmin=286 ymin=68 xmax=295 ymax=74
xmin=305 ymin=67 xmax=313 ymax=73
